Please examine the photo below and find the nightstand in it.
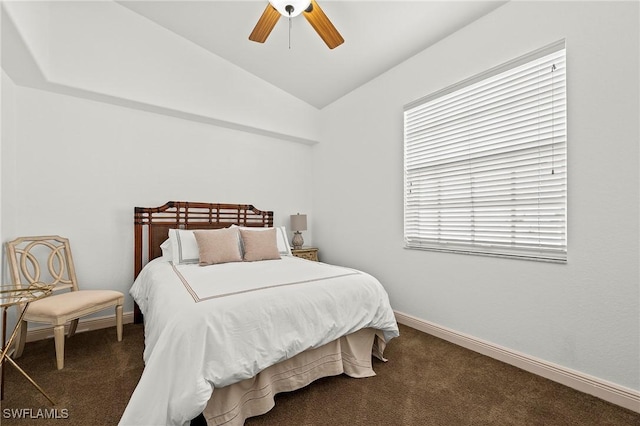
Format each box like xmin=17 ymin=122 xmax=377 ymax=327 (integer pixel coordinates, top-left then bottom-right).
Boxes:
xmin=291 ymin=247 xmax=319 ymax=262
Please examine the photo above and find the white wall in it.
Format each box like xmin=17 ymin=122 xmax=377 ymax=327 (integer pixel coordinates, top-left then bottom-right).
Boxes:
xmin=1 ymin=81 xmax=314 ymax=315
xmin=1 ymin=72 xmax=16 ymax=335
xmin=314 ymin=0 xmax=639 ymax=392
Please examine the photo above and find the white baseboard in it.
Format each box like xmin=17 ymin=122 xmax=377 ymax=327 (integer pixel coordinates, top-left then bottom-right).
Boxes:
xmin=26 ymin=311 xmax=135 ymax=343
xmin=394 ymin=310 xmax=640 ymax=414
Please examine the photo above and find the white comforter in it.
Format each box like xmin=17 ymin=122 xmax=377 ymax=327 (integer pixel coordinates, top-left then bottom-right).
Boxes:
xmin=119 ymin=256 xmax=399 ymax=426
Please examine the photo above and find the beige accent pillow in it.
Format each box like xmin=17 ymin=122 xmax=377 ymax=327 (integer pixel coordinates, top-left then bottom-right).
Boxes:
xmin=193 ymin=228 xmax=242 ymax=265
xmin=240 ymin=228 xmax=281 ymax=262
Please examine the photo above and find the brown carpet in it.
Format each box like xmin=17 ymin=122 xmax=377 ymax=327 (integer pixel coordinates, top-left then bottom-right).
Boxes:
xmin=1 ymin=323 xmax=638 ymax=425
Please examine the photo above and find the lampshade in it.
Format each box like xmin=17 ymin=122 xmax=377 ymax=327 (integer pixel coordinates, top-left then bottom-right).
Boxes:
xmin=269 ymin=0 xmax=311 ymax=17
xmin=290 ymin=214 xmax=307 ymax=232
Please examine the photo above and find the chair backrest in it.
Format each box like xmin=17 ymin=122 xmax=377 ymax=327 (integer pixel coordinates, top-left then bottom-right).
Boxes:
xmin=6 ymin=235 xmax=79 ymax=294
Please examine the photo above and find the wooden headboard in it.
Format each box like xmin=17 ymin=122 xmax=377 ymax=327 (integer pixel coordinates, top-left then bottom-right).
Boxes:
xmin=133 ymin=201 xmax=274 ymax=323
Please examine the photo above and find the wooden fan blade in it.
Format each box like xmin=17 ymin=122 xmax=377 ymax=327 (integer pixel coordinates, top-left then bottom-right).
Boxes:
xmin=249 ymin=4 xmax=281 ymax=43
xmin=302 ymin=0 xmax=344 ymax=49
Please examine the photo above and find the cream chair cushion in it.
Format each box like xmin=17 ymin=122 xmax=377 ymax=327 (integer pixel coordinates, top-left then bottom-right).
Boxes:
xmin=26 ymin=290 xmax=124 ymax=319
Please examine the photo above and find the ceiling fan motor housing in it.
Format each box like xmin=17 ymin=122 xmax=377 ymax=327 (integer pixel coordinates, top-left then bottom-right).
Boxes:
xmin=269 ymin=0 xmax=311 ymax=17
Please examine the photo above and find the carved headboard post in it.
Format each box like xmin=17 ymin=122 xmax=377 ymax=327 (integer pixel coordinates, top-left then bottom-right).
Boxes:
xmin=134 ymin=207 xmax=144 ymax=281
xmin=132 ymin=202 xmax=274 ymax=324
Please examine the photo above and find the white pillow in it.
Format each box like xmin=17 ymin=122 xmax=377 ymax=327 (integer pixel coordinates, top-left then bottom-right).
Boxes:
xmin=275 ymin=226 xmax=293 ymax=256
xmin=160 ymin=239 xmax=172 ymax=260
xmin=168 ymin=229 xmax=200 ymax=264
xmin=234 ymin=225 xmax=292 ymax=256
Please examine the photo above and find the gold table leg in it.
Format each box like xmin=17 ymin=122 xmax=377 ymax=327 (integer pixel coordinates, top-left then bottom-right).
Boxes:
xmin=1 ymin=307 xmax=6 ymax=399
xmin=2 ymin=356 xmax=55 ymax=405
xmin=0 ymin=302 xmax=55 ymax=405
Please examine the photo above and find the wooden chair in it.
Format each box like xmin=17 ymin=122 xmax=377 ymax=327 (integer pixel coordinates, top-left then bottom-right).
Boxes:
xmin=6 ymin=235 xmax=124 ymax=370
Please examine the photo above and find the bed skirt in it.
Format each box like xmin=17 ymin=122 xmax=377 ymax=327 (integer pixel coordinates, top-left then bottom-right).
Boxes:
xmin=202 ymin=328 xmax=387 ymax=425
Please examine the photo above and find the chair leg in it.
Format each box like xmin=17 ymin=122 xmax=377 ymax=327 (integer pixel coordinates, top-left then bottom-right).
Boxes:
xmin=53 ymin=325 xmax=65 ymax=370
xmin=116 ymin=305 xmax=123 ymax=342
xmin=67 ymin=319 xmax=79 ymax=338
xmin=13 ymin=321 xmax=28 ymax=359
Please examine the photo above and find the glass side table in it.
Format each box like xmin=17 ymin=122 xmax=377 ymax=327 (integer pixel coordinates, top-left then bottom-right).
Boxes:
xmin=1 ymin=283 xmax=55 ymax=404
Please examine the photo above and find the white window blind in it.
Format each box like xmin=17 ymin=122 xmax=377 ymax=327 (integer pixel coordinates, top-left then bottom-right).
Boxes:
xmin=404 ymin=41 xmax=567 ymax=262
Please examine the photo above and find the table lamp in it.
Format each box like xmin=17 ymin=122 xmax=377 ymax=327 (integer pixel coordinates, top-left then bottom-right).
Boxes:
xmin=290 ymin=213 xmax=307 ymax=249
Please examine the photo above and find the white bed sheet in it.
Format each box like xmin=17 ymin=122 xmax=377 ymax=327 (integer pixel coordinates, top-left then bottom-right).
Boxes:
xmin=120 ymin=256 xmax=399 ymax=426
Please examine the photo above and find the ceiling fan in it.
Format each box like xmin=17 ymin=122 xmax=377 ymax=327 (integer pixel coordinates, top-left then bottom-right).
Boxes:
xmin=249 ymin=0 xmax=344 ymax=49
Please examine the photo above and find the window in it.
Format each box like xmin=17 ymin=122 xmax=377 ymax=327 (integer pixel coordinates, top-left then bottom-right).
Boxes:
xmin=404 ymin=41 xmax=567 ymax=262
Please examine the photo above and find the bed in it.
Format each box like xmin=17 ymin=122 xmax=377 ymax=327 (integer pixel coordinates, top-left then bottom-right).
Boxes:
xmin=120 ymin=201 xmax=399 ymax=426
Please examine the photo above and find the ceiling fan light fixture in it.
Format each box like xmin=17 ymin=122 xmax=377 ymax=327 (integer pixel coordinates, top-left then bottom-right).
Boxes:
xmin=268 ymin=0 xmax=311 ymax=17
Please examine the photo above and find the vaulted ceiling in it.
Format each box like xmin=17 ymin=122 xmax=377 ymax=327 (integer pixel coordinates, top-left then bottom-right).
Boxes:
xmin=118 ymin=1 xmax=507 ymax=109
